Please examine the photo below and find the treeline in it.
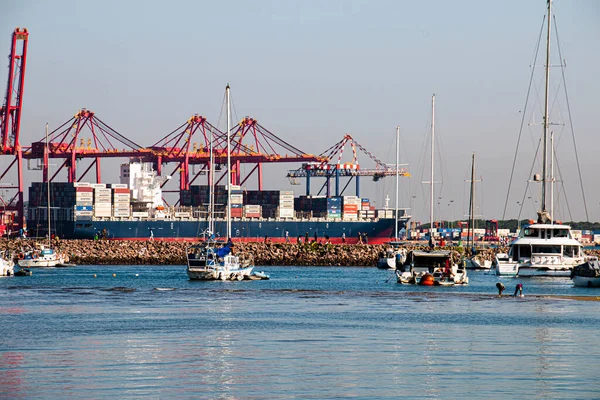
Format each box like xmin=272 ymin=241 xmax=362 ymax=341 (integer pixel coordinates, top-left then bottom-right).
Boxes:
xmin=421 ymin=219 xmax=600 ymax=232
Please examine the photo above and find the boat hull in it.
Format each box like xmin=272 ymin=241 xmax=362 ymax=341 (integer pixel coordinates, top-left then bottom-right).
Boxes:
xmin=187 ymin=266 xmax=254 ymax=281
xmin=18 ymin=259 xmax=63 ymax=268
xmin=28 ymin=217 xmax=406 ymax=242
xmin=572 ymin=275 xmax=600 ymax=287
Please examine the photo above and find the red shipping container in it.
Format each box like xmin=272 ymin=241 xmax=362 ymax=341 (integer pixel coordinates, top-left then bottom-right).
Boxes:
xmin=75 ymin=187 xmax=93 ymax=193
xmin=113 ymin=188 xmax=130 ymax=194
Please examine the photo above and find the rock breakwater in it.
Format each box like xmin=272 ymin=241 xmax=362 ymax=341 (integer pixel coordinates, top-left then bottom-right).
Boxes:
xmin=4 ymin=238 xmax=599 ymax=267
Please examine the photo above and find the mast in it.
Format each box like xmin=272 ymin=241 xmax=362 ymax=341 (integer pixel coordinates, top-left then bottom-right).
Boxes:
xmin=430 ymin=94 xmax=435 ymax=232
xmin=226 ymin=84 xmax=231 ymax=239
xmin=541 ymin=0 xmax=552 ymax=215
xmin=209 ymin=124 xmax=215 ymax=236
xmin=45 ymin=123 xmax=51 ymax=248
xmin=550 ymin=131 xmax=554 ymax=224
xmin=468 ymin=153 xmax=475 ymax=250
xmin=395 ymin=126 xmax=399 ymax=241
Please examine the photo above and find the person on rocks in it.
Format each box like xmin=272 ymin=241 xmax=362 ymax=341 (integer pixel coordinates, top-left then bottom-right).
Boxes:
xmin=314 ymin=232 xmax=318 ymax=243
xmin=342 ymin=232 xmax=346 ymax=243
xmin=357 ymin=232 xmax=363 ymax=244
xmin=285 ymin=230 xmax=290 ymax=243
xmin=305 ymin=232 xmax=309 ymax=243
xmin=364 ymin=232 xmax=368 ymax=244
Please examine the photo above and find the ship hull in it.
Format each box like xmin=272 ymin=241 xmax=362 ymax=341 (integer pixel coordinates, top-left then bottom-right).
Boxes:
xmin=27 ymin=218 xmax=407 ymax=243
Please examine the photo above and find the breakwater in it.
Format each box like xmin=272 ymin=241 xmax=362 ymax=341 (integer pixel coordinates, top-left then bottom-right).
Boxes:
xmin=5 ymin=238 xmax=599 ymax=266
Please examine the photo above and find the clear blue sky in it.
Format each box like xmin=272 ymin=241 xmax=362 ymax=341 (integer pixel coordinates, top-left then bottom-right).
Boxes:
xmin=1 ymin=0 xmax=599 ymax=223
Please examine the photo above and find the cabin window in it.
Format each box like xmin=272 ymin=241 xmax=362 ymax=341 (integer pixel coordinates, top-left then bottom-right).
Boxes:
xmin=519 ymin=245 xmax=531 ymax=259
xmin=532 ymin=245 xmax=561 ymax=254
xmin=75 ymin=224 xmax=83 ymax=228
xmin=554 ymin=229 xmax=569 ymax=238
xmin=523 ymin=228 xmax=538 ymax=238
xmin=563 ymin=246 xmax=579 ymax=257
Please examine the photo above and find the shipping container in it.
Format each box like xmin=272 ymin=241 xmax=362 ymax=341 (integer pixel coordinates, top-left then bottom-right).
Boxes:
xmin=132 ymin=211 xmax=149 ymax=218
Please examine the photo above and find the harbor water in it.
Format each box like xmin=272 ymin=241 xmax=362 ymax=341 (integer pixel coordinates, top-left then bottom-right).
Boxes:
xmin=1 ymin=265 xmax=599 ymax=399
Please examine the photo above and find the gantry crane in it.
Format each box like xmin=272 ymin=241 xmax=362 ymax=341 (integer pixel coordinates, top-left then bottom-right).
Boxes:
xmin=286 ymin=134 xmax=409 ymax=197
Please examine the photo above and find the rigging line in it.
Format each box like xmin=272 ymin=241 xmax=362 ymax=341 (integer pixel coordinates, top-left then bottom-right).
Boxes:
xmin=553 ymin=149 xmax=573 ymax=221
xmin=502 ymin=15 xmax=546 ymax=220
xmin=519 ymin=136 xmax=543 ymax=221
xmin=553 ymin=15 xmax=589 ymax=221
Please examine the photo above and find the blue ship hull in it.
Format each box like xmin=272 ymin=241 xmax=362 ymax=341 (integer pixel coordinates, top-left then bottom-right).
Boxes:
xmin=28 ymin=218 xmax=406 ymax=243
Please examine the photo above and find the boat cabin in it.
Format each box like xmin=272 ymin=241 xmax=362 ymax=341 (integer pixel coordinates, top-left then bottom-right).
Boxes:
xmin=508 ymin=224 xmax=583 ymax=262
xmin=402 ymin=250 xmax=453 ymax=274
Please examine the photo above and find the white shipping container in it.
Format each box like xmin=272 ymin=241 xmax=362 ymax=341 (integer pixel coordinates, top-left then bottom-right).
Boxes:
xmin=343 ymin=215 xmax=358 ymax=221
xmin=94 ymin=210 xmax=112 ymax=217
xmin=278 ymin=208 xmax=295 ymax=218
xmin=279 ymin=194 xmax=294 ymax=201
xmin=91 ymin=183 xmax=107 ymax=189
xmin=73 ymin=182 xmax=91 ymax=187
xmin=230 ymin=194 xmax=243 ymax=204
xmin=243 ymin=205 xmax=261 ymax=211
xmin=174 ymin=212 xmax=191 ymax=217
xmin=132 ymin=211 xmax=149 ymax=218
xmin=74 ymin=210 xmax=93 ymax=216
xmin=94 ymin=203 xmax=112 ymax=209
xmin=279 ymin=199 xmax=294 ymax=208
xmin=94 ymin=188 xmax=111 ymax=193
xmin=108 ymin=183 xmax=128 ymax=188
xmin=280 ymin=191 xmax=294 ymax=195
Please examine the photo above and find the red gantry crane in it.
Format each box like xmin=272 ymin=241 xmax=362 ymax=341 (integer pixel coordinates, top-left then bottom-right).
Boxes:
xmin=286 ymin=134 xmax=410 ymax=197
xmin=0 ymin=27 xmax=29 ymax=232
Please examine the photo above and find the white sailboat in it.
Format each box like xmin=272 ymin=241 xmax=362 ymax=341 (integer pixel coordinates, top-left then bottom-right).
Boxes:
xmin=186 ymin=85 xmax=258 ymax=281
xmin=377 ymin=126 xmax=407 ymax=270
xmin=463 ymin=154 xmax=491 ymax=270
xmin=493 ymin=0 xmax=585 ymax=277
xmin=18 ymin=123 xmax=65 ymax=268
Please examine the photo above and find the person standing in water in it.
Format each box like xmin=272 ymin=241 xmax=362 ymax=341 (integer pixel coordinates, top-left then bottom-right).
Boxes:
xmin=514 ymin=283 xmax=524 ymax=297
xmin=496 ymin=282 xmax=505 ymax=297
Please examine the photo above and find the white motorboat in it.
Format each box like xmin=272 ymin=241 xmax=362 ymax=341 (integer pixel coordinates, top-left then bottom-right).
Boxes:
xmin=0 ymin=251 xmax=15 ymax=276
xmin=493 ymin=223 xmax=584 ymax=277
xmin=377 ymin=242 xmax=407 ymax=270
xmin=395 ymin=250 xmax=468 ymax=285
xmin=571 ymin=259 xmax=600 ymax=288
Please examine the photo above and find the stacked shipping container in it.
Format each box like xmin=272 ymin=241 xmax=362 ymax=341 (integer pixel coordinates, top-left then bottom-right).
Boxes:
xmin=110 ymin=184 xmax=130 ymax=217
xmin=93 ymin=184 xmax=112 ymax=218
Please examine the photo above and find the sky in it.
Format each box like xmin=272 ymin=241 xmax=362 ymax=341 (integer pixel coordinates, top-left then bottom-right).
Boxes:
xmin=1 ymin=0 xmax=599 ymax=223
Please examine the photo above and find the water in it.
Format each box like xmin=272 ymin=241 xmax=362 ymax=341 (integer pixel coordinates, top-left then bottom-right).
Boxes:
xmin=1 ymin=265 xmax=599 ymax=399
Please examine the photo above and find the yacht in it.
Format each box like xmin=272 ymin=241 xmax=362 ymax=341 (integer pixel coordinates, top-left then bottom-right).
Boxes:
xmin=493 ymin=222 xmax=584 ymax=277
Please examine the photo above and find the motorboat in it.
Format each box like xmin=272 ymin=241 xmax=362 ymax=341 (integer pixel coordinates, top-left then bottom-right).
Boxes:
xmin=571 ymin=259 xmax=600 ymax=288
xmin=186 ymin=240 xmax=254 ymax=281
xmin=377 ymin=242 xmax=407 ymax=270
xmin=0 ymin=251 xmax=15 ymax=276
xmin=492 ymin=223 xmax=585 ymax=277
xmin=396 ymin=250 xmax=468 ymax=285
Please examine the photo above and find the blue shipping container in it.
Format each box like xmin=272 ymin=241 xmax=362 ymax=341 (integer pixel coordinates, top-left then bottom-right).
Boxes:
xmin=75 ymin=205 xmax=93 ymax=211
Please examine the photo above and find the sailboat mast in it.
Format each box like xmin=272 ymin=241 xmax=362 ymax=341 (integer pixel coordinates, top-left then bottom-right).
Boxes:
xmin=226 ymin=84 xmax=231 ymax=239
xmin=468 ymin=153 xmax=475 ymax=250
xmin=395 ymin=126 xmax=399 ymax=241
xmin=430 ymin=94 xmax=435 ymax=232
xmin=550 ymin=131 xmax=554 ymax=224
xmin=541 ymin=0 xmax=552 ymax=214
xmin=209 ymin=127 xmax=215 ymax=235
xmin=45 ymin=123 xmax=51 ymax=248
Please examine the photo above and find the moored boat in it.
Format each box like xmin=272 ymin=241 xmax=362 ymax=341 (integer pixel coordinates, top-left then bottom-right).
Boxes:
xmin=571 ymin=259 xmax=600 ymax=288
xmin=395 ymin=250 xmax=468 ymax=285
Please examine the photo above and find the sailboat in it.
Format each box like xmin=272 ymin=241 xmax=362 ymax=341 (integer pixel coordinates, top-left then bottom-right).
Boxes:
xmin=377 ymin=126 xmax=407 ymax=270
xmin=493 ymin=0 xmax=585 ymax=277
xmin=396 ymin=96 xmax=468 ymax=285
xmin=186 ymin=85 xmax=261 ymax=281
xmin=463 ymin=154 xmax=491 ymax=270
xmin=18 ymin=123 xmax=65 ymax=268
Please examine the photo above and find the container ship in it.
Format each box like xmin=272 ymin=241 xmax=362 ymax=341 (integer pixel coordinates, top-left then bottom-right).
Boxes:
xmin=26 ymin=162 xmax=409 ymax=243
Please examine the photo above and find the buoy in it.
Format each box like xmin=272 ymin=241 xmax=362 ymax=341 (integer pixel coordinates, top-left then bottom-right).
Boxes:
xmin=112 ymin=273 xmax=116 ymax=277
xmin=419 ymin=273 xmax=435 ymax=286
xmin=135 ymin=274 xmax=139 ymax=277
xmin=93 ymin=274 xmax=97 ymax=278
